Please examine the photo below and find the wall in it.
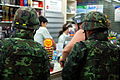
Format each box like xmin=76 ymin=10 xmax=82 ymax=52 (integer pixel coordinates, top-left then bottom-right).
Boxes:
xmin=45 ymin=11 xmax=64 ymax=42
xmin=44 ymin=0 xmax=64 ymax=42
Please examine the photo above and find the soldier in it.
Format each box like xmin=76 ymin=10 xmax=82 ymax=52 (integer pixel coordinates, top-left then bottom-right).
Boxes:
xmin=0 ymin=7 xmax=50 ymax=80
xmin=62 ymin=11 xmax=120 ymax=80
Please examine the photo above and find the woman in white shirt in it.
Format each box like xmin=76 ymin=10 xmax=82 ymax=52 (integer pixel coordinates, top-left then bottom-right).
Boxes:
xmin=58 ymin=23 xmax=73 ymax=48
xmin=34 ymin=16 xmax=55 ymax=47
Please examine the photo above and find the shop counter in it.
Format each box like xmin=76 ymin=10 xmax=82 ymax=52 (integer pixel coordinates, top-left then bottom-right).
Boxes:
xmin=50 ymin=62 xmax=62 ymax=80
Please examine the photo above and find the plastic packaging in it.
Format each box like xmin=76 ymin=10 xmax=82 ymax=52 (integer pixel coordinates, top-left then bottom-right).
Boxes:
xmin=69 ymin=27 xmax=75 ymax=37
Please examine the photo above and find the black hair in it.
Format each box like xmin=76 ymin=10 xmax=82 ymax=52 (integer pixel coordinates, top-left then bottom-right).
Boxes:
xmin=39 ymin=16 xmax=48 ymax=26
xmin=77 ymin=22 xmax=83 ymax=30
xmin=58 ymin=23 xmax=72 ymax=37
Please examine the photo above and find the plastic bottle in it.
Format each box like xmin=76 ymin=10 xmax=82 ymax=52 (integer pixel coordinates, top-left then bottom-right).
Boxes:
xmin=52 ymin=50 xmax=58 ymax=62
xmin=24 ymin=0 xmax=28 ymax=6
xmin=20 ymin=0 xmax=24 ymax=6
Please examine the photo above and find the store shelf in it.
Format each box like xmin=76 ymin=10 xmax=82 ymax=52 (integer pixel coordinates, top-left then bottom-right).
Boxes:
xmin=32 ymin=6 xmax=43 ymax=9
xmin=67 ymin=12 xmax=76 ymax=14
xmin=0 ymin=4 xmax=43 ymax=9
xmin=0 ymin=4 xmax=21 ymax=7
xmin=67 ymin=0 xmax=76 ymax=2
xmin=35 ymin=0 xmax=44 ymax=1
xmin=64 ymin=0 xmax=76 ymax=23
xmin=66 ymin=19 xmax=74 ymax=22
xmin=0 ymin=21 xmax=12 ymax=24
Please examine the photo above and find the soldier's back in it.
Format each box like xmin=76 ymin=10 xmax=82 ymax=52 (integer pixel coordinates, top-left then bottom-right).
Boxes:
xmin=62 ymin=40 xmax=120 ymax=80
xmin=0 ymin=38 xmax=50 ymax=80
xmin=81 ymin=40 xmax=120 ymax=80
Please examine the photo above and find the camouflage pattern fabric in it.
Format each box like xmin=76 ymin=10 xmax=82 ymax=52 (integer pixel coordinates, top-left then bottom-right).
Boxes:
xmin=13 ymin=7 xmax=39 ymax=30
xmin=0 ymin=38 xmax=50 ymax=80
xmin=0 ymin=7 xmax=50 ymax=80
xmin=62 ymin=11 xmax=119 ymax=80
xmin=62 ymin=31 xmax=120 ymax=80
xmin=82 ymin=11 xmax=110 ymax=30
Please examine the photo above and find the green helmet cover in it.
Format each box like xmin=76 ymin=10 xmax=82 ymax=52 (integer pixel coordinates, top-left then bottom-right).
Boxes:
xmin=82 ymin=11 xmax=109 ymax=30
xmin=13 ymin=7 xmax=39 ymax=30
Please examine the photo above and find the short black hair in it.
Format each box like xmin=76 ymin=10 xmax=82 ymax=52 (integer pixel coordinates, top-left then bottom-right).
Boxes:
xmin=39 ymin=16 xmax=48 ymax=26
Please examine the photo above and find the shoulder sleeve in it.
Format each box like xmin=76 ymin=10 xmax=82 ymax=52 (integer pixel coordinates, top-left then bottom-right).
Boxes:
xmin=62 ymin=41 xmax=87 ymax=80
xmin=58 ymin=34 xmax=65 ymax=43
xmin=34 ymin=42 xmax=50 ymax=79
xmin=42 ymin=28 xmax=52 ymax=39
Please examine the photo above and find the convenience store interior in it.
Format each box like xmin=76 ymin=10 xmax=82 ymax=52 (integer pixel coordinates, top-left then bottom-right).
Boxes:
xmin=0 ymin=0 xmax=120 ymax=80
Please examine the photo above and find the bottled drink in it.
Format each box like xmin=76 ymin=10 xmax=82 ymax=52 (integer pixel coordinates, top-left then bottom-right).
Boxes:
xmin=5 ymin=7 xmax=9 ymax=21
xmin=20 ymin=0 xmax=24 ymax=6
xmin=24 ymin=0 xmax=28 ymax=6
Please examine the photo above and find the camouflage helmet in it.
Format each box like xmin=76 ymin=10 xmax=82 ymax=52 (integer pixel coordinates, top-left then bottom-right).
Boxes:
xmin=82 ymin=11 xmax=110 ymax=30
xmin=13 ymin=7 xmax=39 ymax=30
xmin=72 ymin=13 xmax=85 ymax=24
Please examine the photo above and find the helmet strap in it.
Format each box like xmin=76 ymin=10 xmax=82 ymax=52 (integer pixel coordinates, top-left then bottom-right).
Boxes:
xmin=84 ymin=30 xmax=88 ymax=40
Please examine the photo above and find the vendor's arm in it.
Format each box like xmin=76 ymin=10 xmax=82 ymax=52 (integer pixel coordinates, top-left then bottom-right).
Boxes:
xmin=59 ymin=29 xmax=85 ymax=62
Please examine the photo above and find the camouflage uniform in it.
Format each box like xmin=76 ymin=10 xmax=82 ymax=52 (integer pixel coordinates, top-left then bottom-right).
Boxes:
xmin=62 ymin=11 xmax=120 ymax=80
xmin=0 ymin=7 xmax=50 ymax=80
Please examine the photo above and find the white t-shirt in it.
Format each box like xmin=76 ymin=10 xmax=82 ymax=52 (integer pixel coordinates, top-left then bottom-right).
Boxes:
xmin=34 ymin=27 xmax=52 ymax=46
xmin=58 ymin=33 xmax=69 ymax=45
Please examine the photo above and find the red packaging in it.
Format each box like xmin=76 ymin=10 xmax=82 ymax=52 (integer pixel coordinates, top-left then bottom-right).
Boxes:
xmin=39 ymin=1 xmax=43 ymax=7
xmin=20 ymin=0 xmax=24 ymax=6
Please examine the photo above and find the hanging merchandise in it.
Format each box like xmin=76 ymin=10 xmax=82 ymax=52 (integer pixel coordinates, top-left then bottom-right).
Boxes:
xmin=44 ymin=38 xmax=54 ymax=61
